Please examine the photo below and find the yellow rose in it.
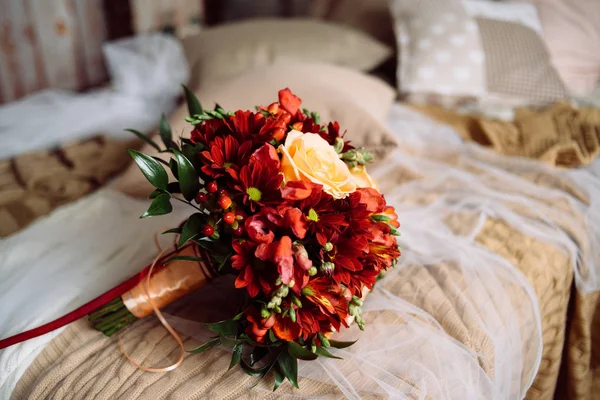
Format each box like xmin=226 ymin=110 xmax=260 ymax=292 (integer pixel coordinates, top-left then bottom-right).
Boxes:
xmin=350 ymin=165 xmax=378 ymax=190
xmin=279 ymin=130 xmax=356 ymax=199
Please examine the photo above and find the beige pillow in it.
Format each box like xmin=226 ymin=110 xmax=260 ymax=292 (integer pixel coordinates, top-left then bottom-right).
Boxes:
xmin=114 ymin=62 xmax=398 ymax=198
xmin=181 ymin=19 xmax=392 ymax=88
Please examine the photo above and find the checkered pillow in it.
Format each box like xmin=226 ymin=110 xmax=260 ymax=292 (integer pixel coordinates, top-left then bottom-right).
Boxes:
xmin=476 ymin=17 xmax=567 ymax=103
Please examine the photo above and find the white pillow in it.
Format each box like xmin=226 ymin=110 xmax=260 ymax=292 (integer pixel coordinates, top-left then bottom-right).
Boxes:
xmin=461 ymin=0 xmax=543 ymax=34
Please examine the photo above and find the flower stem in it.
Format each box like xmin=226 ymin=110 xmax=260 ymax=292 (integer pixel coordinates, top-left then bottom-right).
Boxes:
xmin=171 ymin=196 xmax=207 ymax=214
xmin=88 ymin=297 xmax=137 ymax=336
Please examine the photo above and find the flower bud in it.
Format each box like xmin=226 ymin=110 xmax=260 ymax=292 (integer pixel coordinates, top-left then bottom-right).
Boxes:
xmin=292 ymin=296 xmax=302 ymax=308
xmin=275 ymin=276 xmax=282 ymax=286
xmin=352 ymin=296 xmax=363 ymax=307
xmin=260 ymin=308 xmax=271 ymax=319
xmin=349 ymin=304 xmax=358 ymax=317
xmin=342 ymin=150 xmax=357 ymax=161
xmin=318 ymin=333 xmax=331 ymax=348
xmin=277 ymin=286 xmax=289 ymax=298
xmin=289 ymin=307 xmax=297 ymax=323
xmin=308 ymin=266 xmax=318 ymax=276
xmin=288 ymin=279 xmax=295 ymax=288
xmin=333 ymin=137 xmax=344 ymax=153
xmin=275 ymin=305 xmax=282 ymax=313
xmin=324 ymin=242 xmax=333 ymax=252
xmin=311 ymin=344 xmax=317 ymax=353
xmin=273 ymin=297 xmax=282 ymax=306
xmin=320 ymin=261 xmax=335 ymax=275
xmin=267 ymin=301 xmax=275 ymax=309
xmin=293 ymin=243 xmax=313 ymax=270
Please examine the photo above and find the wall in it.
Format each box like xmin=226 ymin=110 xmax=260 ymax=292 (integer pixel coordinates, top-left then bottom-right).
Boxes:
xmin=0 ymin=0 xmax=108 ymax=104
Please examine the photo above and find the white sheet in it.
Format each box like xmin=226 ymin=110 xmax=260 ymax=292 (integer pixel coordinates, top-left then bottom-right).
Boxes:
xmin=0 ymin=34 xmax=188 ymax=160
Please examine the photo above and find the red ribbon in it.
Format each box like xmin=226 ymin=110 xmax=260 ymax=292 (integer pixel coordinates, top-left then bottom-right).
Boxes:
xmin=0 ymin=259 xmax=161 ymax=350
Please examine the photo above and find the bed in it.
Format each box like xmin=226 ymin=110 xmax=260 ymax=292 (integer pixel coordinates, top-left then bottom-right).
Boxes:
xmin=1 ymin=1 xmax=600 ymax=399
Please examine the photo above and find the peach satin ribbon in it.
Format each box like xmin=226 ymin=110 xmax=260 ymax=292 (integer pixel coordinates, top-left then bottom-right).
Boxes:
xmin=118 ymin=243 xmax=214 ymax=372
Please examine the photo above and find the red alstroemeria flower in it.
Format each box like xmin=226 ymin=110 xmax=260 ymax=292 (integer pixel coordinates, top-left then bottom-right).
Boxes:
xmin=301 ymin=277 xmax=345 ymax=316
xmin=230 ymin=144 xmax=283 ymax=211
xmin=296 ymin=308 xmax=320 ymax=339
xmin=272 ymin=313 xmax=302 ymax=341
xmin=368 ymin=229 xmax=401 ymax=268
xmin=199 ymin=135 xmax=253 ymax=178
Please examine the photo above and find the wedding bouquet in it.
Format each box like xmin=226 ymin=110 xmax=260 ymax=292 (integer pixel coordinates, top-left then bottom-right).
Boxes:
xmin=91 ymin=87 xmax=401 ymax=389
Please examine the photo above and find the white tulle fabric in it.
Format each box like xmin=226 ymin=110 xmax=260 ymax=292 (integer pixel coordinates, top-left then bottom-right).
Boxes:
xmin=2 ymin=104 xmax=599 ymax=399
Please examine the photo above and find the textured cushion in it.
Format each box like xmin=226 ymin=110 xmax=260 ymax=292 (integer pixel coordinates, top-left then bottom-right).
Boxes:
xmin=181 ymin=19 xmax=392 ymax=88
xmin=476 ymin=17 xmax=567 ymax=103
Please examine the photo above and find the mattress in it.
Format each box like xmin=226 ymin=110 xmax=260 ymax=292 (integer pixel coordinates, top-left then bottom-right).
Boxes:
xmin=2 ymin=104 xmax=600 ymax=399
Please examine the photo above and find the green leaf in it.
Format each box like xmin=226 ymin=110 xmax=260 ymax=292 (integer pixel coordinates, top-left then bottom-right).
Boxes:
xmin=174 ymin=150 xmax=200 ymax=201
xmin=128 ymin=149 xmax=168 ymax=190
xmin=277 ymin=351 xmax=299 ymax=388
xmin=232 ymin=310 xmax=245 ymax=321
xmin=125 ymin=129 xmax=161 ymax=151
xmin=169 ymin=158 xmax=179 ymax=179
xmin=287 ymin=342 xmax=318 ymax=361
xmin=167 ymin=182 xmax=181 ymax=193
xmin=229 ymin=343 xmax=243 ymax=370
xmin=328 ymin=339 xmax=357 ymax=349
xmin=241 ymin=359 xmax=272 ymax=377
xmin=163 ymin=255 xmax=205 ymax=265
xmin=159 ymin=114 xmax=173 ymax=149
xmin=187 ymin=337 xmax=220 ymax=354
xmin=273 ymin=367 xmax=285 ymax=391
xmin=149 ymin=189 xmax=163 ymax=199
xmin=162 ymin=227 xmax=182 ymax=235
xmin=314 ymin=347 xmax=342 ymax=359
xmin=268 ymin=329 xmax=277 ymax=343
xmin=182 ymin=143 xmax=201 ymax=172
xmin=179 ymin=213 xmax=203 ymax=247
xmin=205 ymin=319 xmax=239 ymax=336
xmin=140 ymin=194 xmax=172 ymax=218
xmin=371 ymin=214 xmax=392 ymax=222
xmin=182 ymin=84 xmax=203 ymax=117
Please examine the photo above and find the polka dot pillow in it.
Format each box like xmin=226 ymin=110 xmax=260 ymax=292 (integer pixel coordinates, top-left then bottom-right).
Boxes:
xmin=391 ymin=0 xmax=486 ymax=98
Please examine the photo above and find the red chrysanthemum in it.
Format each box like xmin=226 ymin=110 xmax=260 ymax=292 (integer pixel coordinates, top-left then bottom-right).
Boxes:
xmin=229 ymin=144 xmax=283 ymax=211
xmin=199 ymin=135 xmax=253 ymax=178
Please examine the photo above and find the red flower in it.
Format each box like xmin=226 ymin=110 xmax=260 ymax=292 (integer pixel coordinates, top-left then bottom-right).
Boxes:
xmin=229 ymin=144 xmax=283 ymax=211
xmin=272 ymin=313 xmax=301 ymax=341
xmin=278 ymin=88 xmax=301 ymax=116
xmin=231 ymin=240 xmax=261 ymax=297
xmin=245 ymin=306 xmax=276 ymax=342
xmin=199 ymin=136 xmax=253 ymax=177
xmin=301 ymin=277 xmax=346 ymax=316
xmin=255 ymin=236 xmax=294 ymax=285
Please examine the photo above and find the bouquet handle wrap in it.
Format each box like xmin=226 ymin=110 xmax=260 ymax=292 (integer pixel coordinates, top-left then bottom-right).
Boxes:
xmin=122 ymin=244 xmax=216 ymax=318
xmin=89 ymin=243 xmax=217 ymax=336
